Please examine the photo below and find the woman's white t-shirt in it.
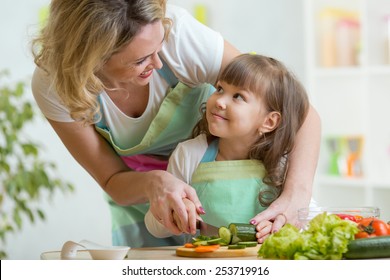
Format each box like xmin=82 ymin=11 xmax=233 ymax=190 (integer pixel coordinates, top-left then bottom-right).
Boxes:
xmin=31 ymin=4 xmax=224 ymax=149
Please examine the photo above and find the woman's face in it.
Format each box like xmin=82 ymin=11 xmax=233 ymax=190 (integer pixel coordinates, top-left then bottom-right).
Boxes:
xmin=206 ymin=81 xmax=269 ymax=143
xmin=101 ymin=20 xmax=165 ymax=87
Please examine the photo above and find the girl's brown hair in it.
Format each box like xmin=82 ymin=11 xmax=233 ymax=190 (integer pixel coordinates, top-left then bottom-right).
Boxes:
xmin=193 ymin=54 xmax=310 ymax=206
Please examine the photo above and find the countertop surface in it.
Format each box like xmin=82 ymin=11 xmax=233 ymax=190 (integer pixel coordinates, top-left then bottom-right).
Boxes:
xmin=40 ymin=245 xmax=260 ymax=260
xmin=40 ymin=245 xmax=390 ymax=260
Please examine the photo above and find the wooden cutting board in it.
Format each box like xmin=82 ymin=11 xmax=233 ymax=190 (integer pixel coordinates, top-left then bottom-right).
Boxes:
xmin=176 ymin=244 xmax=261 ymax=258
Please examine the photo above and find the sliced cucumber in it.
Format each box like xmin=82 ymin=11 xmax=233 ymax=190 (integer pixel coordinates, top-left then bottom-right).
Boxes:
xmin=231 ymin=235 xmax=241 ymax=244
xmin=207 ymin=238 xmax=223 ymax=245
xmin=228 ymin=244 xmax=246 ymax=250
xmin=344 ymin=235 xmax=390 ymax=259
xmin=228 ymin=223 xmax=257 ymax=242
xmin=193 ymin=235 xmax=211 ymax=241
xmin=237 ymin=241 xmax=258 ymax=247
xmin=192 ymin=240 xmax=209 ymax=246
xmin=218 ymin=226 xmax=232 ymax=245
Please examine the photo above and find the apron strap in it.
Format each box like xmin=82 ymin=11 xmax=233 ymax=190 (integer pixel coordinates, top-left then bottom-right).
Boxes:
xmin=200 ymin=139 xmax=219 ymax=163
xmin=96 ymin=95 xmax=107 ymax=129
xmin=157 ymin=56 xmax=179 ymax=87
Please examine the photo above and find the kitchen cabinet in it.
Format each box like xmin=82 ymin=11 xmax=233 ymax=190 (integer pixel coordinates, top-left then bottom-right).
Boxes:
xmin=304 ymin=0 xmax=390 ymax=221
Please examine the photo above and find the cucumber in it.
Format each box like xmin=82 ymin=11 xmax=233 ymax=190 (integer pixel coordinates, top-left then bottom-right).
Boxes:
xmin=231 ymin=235 xmax=241 ymax=245
xmin=344 ymin=235 xmax=390 ymax=259
xmin=228 ymin=223 xmax=257 ymax=242
xmin=218 ymin=226 xmax=232 ymax=245
xmin=237 ymin=241 xmax=258 ymax=247
xmin=228 ymin=244 xmax=246 ymax=250
xmin=207 ymin=238 xmax=223 ymax=245
xmin=192 ymin=240 xmax=209 ymax=246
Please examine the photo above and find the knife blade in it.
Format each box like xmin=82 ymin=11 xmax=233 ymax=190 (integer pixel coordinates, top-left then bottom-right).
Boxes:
xmin=196 ymin=220 xmax=220 ymax=236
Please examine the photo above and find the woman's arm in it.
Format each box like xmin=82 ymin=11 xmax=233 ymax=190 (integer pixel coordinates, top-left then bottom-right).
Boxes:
xmin=252 ymin=105 xmax=321 ymax=236
xmin=219 ymin=40 xmax=241 ymax=78
xmin=47 ymin=119 xmax=201 ymax=235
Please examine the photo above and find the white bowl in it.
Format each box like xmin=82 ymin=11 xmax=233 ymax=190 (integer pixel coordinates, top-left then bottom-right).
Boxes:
xmin=61 ymin=240 xmax=130 ymax=260
xmin=87 ymin=247 xmax=129 ymax=260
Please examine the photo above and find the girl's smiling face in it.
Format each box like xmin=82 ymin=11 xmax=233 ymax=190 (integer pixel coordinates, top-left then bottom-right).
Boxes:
xmin=206 ymin=81 xmax=270 ymax=144
xmin=100 ymin=20 xmax=165 ymax=87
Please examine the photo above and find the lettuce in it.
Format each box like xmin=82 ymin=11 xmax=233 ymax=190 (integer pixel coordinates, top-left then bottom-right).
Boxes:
xmin=258 ymin=212 xmax=359 ymax=260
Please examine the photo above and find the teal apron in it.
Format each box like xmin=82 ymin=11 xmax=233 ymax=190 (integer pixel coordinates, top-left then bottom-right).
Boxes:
xmin=191 ymin=140 xmax=272 ymax=228
xmin=95 ymin=59 xmax=215 ymax=247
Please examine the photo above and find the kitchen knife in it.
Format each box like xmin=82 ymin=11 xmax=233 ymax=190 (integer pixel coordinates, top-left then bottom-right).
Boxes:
xmin=196 ymin=220 xmax=220 ymax=236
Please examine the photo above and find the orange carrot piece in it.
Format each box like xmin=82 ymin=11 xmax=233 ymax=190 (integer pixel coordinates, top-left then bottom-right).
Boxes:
xmin=184 ymin=243 xmax=196 ymax=248
xmin=194 ymin=244 xmax=220 ymax=253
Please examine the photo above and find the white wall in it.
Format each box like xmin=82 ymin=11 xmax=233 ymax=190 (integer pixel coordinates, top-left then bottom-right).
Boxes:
xmin=169 ymin=0 xmax=305 ymax=80
xmin=1 ymin=0 xmax=304 ymax=259
xmin=1 ymin=0 xmax=111 ymax=260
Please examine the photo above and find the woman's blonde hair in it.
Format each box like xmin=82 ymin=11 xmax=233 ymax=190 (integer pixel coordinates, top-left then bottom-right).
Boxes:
xmin=193 ymin=54 xmax=310 ymax=206
xmin=32 ymin=0 xmax=171 ymax=125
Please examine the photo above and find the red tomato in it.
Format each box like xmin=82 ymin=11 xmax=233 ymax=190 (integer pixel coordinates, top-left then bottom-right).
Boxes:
xmin=354 ymin=231 xmax=373 ymax=239
xmin=355 ymin=217 xmax=390 ymax=239
xmin=354 ymin=215 xmax=363 ymax=222
xmin=336 ymin=214 xmax=358 ymax=222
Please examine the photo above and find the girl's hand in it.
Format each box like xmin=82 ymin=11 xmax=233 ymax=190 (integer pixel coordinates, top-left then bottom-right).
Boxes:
xmin=172 ymin=198 xmax=201 ymax=235
xmin=146 ymin=170 xmax=204 ymax=235
xmin=254 ymin=220 xmax=273 ymax=243
xmin=250 ymin=202 xmax=292 ymax=235
xmin=250 ymin=183 xmax=312 ymax=234
xmin=250 ymin=193 xmax=298 ymax=235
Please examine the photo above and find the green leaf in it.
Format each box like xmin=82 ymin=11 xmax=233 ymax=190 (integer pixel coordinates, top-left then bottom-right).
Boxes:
xmin=37 ymin=209 xmax=45 ymax=220
xmin=13 ymin=209 xmax=22 ymax=229
xmin=14 ymin=82 xmax=24 ymax=97
xmin=0 ymin=161 xmax=10 ymax=173
xmin=26 ymin=208 xmax=35 ymax=223
xmin=21 ymin=143 xmax=38 ymax=156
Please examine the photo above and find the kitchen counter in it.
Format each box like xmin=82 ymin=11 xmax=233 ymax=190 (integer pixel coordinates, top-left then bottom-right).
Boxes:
xmin=41 ymin=245 xmax=390 ymax=260
xmin=40 ymin=246 xmax=259 ymax=260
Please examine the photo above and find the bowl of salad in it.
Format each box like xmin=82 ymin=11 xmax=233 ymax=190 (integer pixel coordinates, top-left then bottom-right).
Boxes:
xmin=297 ymin=206 xmax=380 ymax=229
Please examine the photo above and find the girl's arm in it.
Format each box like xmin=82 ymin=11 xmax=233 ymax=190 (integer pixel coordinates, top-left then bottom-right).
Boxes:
xmin=252 ymin=105 xmax=321 ymax=236
xmin=145 ymin=197 xmax=199 ymax=238
xmin=144 ymin=210 xmax=173 ymax=238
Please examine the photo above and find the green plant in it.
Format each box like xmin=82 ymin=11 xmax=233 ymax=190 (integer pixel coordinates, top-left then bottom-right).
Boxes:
xmin=0 ymin=70 xmax=74 ymax=259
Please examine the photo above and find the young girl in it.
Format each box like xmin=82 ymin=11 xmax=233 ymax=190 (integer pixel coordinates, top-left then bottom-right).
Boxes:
xmin=145 ymin=53 xmax=314 ymax=242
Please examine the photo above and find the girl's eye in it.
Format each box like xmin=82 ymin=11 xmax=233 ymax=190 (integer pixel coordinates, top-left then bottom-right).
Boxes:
xmin=216 ymin=86 xmax=224 ymax=93
xmin=233 ymin=93 xmax=244 ymax=101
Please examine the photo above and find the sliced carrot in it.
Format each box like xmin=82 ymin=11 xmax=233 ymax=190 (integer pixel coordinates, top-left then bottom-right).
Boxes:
xmin=194 ymin=244 xmax=220 ymax=253
xmin=184 ymin=243 xmax=196 ymax=248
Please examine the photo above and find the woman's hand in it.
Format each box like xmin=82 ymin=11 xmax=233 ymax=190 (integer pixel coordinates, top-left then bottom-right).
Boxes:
xmin=146 ymin=170 xmax=204 ymax=235
xmin=46 ymin=119 xmax=204 ymax=235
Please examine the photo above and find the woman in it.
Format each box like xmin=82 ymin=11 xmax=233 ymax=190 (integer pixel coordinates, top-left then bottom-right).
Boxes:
xmin=31 ymin=0 xmax=320 ymax=247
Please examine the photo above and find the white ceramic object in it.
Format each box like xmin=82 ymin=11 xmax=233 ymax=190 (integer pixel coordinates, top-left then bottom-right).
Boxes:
xmin=60 ymin=240 xmax=130 ymax=260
